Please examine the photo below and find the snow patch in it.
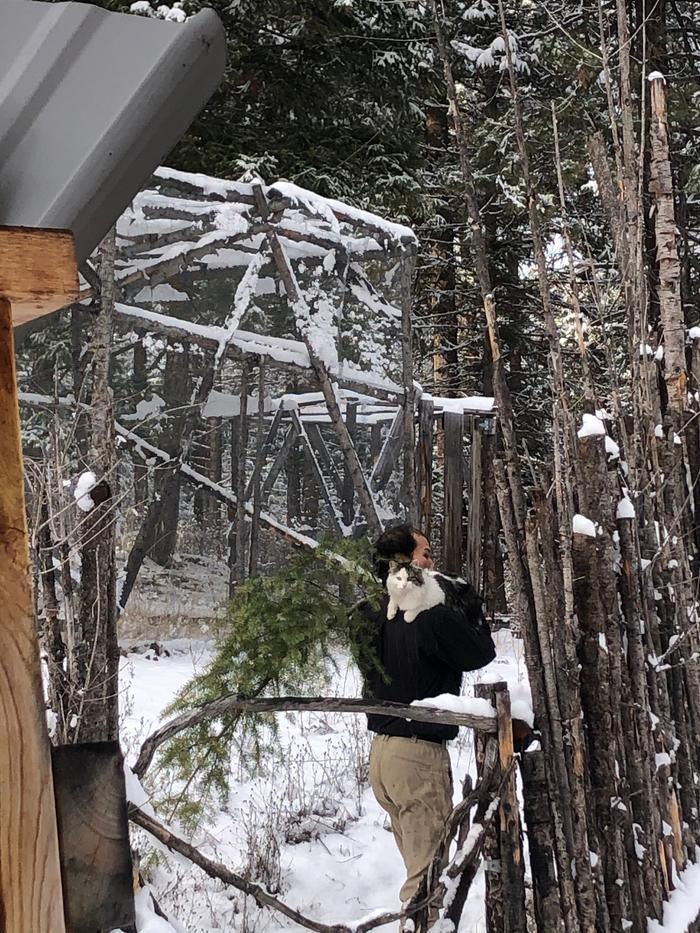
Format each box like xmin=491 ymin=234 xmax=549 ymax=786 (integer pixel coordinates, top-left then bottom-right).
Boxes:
xmin=134 ymin=885 xmax=181 ymax=932
xmin=617 ymin=497 xmax=636 ymax=520
xmin=74 ymin=472 xmax=97 ymax=512
xmin=605 ymin=435 xmax=620 ymax=459
xmin=648 ymin=849 xmax=700 ymax=932
xmin=577 ymin=413 xmax=605 ymax=438
xmin=214 ymin=203 xmax=250 ymax=237
xmin=573 ymin=514 xmax=597 ymax=537
xmin=412 ymin=694 xmax=497 ymax=720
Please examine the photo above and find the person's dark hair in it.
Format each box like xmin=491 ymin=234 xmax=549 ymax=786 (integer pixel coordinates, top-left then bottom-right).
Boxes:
xmin=373 ymin=524 xmax=426 ymax=584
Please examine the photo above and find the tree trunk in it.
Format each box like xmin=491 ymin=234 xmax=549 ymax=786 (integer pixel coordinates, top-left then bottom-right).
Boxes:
xmin=73 ymin=227 xmax=119 ymax=743
xmin=151 ymin=344 xmax=189 ymax=567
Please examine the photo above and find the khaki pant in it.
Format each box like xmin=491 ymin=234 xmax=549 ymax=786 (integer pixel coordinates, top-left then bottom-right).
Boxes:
xmin=369 ymin=734 xmax=453 ymax=914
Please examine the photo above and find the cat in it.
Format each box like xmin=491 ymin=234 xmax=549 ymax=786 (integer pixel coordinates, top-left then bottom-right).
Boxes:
xmin=386 ymin=560 xmax=446 ymax=622
xmin=386 ymin=560 xmax=487 ymax=627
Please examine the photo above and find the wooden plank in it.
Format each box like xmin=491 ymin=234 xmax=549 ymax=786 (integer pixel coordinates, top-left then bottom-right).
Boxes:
xmin=467 ymin=417 xmax=482 ymax=587
xmin=370 ymin=409 xmax=404 ymax=493
xmin=399 ymin=247 xmax=417 ymax=524
xmin=244 ymin=405 xmax=285 ymax=501
xmin=0 ymin=227 xmax=78 ymax=324
xmin=495 ymin=686 xmax=527 ymax=933
xmin=342 ymin=400 xmax=358 ymax=524
xmin=475 ymin=681 xmax=503 ymax=933
xmin=416 ymin=397 xmax=434 ymax=531
xmin=305 ymin=423 xmax=345 ymax=499
xmin=261 ymin=424 xmax=299 ymax=505
xmin=443 ymin=411 xmax=464 ymax=575
xmin=370 ymin=422 xmax=383 ymax=464
xmin=289 ymin=410 xmax=344 ymax=535
xmin=0 ymin=297 xmax=67 ymax=933
xmin=52 ymin=742 xmax=135 ymax=933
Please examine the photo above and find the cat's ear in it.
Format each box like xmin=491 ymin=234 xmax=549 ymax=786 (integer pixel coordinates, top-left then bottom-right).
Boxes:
xmin=388 ymin=559 xmax=400 ymax=572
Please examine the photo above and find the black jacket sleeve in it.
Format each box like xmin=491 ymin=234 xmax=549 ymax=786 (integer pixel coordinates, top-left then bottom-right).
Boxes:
xmin=428 ymin=604 xmax=496 ymax=672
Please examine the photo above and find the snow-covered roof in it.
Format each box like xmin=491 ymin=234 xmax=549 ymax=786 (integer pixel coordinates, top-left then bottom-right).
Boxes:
xmin=102 ymin=165 xmax=418 ymax=398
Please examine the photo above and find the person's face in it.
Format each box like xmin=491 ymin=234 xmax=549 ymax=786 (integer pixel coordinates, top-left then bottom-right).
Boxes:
xmin=411 ymin=534 xmax=434 ymax=570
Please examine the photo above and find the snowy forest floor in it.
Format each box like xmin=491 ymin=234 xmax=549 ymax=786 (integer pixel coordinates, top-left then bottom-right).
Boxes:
xmin=120 ymin=623 xmax=700 ymax=933
xmin=120 ymin=629 xmax=526 ymax=933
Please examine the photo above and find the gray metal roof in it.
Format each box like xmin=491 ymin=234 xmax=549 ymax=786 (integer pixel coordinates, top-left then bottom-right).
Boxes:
xmin=0 ymin=1 xmax=226 ymax=262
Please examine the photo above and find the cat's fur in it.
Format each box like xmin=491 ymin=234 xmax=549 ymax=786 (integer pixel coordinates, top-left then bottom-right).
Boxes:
xmin=386 ymin=560 xmax=486 ymax=626
xmin=386 ymin=561 xmax=445 ymax=622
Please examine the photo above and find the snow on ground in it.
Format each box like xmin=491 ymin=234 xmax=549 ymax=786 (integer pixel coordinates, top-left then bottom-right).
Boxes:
xmin=648 ymin=850 xmax=700 ymax=932
xmin=120 ymin=630 xmax=528 ymax=933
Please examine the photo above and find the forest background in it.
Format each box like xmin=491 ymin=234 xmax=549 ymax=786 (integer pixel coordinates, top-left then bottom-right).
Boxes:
xmin=15 ymin=2 xmax=700 ymax=931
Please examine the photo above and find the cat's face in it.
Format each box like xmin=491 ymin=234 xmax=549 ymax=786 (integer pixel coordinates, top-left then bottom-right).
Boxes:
xmin=387 ymin=560 xmax=424 ymax=593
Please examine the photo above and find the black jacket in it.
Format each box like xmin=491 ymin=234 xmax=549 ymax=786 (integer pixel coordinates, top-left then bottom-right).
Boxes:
xmin=361 ymin=598 xmax=496 ymax=741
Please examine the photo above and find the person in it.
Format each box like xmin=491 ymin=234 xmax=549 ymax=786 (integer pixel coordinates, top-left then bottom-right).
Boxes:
xmin=361 ymin=524 xmax=496 ymax=921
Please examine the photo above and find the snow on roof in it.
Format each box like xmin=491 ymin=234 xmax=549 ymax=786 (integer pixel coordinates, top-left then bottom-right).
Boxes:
xmin=422 ymin=393 xmax=496 ymax=415
xmin=106 ymin=165 xmax=417 ymax=400
xmin=155 ymin=165 xmax=255 ymax=201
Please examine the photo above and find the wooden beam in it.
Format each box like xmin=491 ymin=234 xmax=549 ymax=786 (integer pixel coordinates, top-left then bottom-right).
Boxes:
xmin=342 ymin=400 xmax=358 ymax=525
xmin=0 ymin=226 xmax=78 ymax=324
xmin=244 ymin=402 xmax=284 ymax=502
xmin=467 ymin=417 xmax=482 ymax=588
xmin=416 ymin=397 xmax=434 ymax=532
xmin=289 ymin=409 xmax=344 ymax=535
xmin=266 ymin=227 xmax=382 ymax=535
xmin=305 ymin=423 xmax=345 ymax=500
xmin=113 ymin=303 xmax=403 ymax=402
xmin=261 ymin=424 xmax=299 ymax=506
xmin=0 ymin=297 xmax=67 ymax=933
xmin=443 ymin=411 xmax=464 ymax=575
xmin=370 ymin=409 xmax=404 ymax=493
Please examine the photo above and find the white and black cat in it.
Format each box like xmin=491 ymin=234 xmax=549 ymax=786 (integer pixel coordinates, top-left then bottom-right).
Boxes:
xmin=386 ymin=561 xmax=445 ymax=622
xmin=386 ymin=560 xmax=486 ymax=625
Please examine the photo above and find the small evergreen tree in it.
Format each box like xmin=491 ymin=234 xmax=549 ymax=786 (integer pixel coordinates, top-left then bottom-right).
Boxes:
xmin=155 ymin=537 xmax=384 ymax=810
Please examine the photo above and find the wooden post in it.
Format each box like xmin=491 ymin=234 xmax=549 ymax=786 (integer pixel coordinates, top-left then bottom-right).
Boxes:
xmin=443 ymin=410 xmax=463 ymax=575
xmin=370 ymin=409 xmax=404 ymax=493
xmin=416 ymin=397 xmax=434 ymax=534
xmin=400 ymin=245 xmax=418 ymax=525
xmin=475 ymin=681 xmax=526 ymax=933
xmin=234 ymin=360 xmax=251 ymax=587
xmin=52 ymin=743 xmax=135 ymax=933
xmin=0 ymin=226 xmax=78 ymax=933
xmin=494 ymin=685 xmax=527 ymax=933
xmin=475 ymin=681 xmax=503 ymax=933
xmin=519 ymin=749 xmax=562 ymax=931
xmin=342 ymin=399 xmax=358 ymax=525
xmin=370 ymin=422 xmax=383 ymax=465
xmin=467 ymin=416 xmax=482 ymax=587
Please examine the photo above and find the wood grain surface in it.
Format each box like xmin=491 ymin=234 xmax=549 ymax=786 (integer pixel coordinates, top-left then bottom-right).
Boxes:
xmin=0 ymin=297 xmax=66 ymax=932
xmin=0 ymin=227 xmax=78 ymax=324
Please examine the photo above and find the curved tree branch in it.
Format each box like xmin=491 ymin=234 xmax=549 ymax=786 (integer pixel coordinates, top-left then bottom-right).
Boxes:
xmin=128 ymin=749 xmax=511 ymax=933
xmin=129 ymin=804 xmax=428 ymax=933
xmin=132 ymin=695 xmax=498 ymax=778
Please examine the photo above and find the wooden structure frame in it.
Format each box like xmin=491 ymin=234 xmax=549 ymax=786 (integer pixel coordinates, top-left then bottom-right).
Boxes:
xmin=0 ymin=226 xmax=78 ymax=933
xmin=49 ymin=166 xmax=497 ymax=585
